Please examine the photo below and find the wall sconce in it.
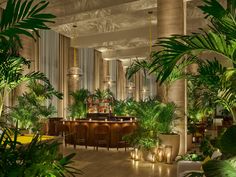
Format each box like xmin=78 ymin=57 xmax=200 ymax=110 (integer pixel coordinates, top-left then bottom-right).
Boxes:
xmin=157 ymin=147 xmax=164 ymax=162
xmin=165 ymin=145 xmax=172 ymax=164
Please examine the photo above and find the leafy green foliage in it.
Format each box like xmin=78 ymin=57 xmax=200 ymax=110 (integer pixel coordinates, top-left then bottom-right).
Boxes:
xmin=0 ymin=128 xmax=82 ymax=177
xmin=93 ymin=88 xmax=114 ymax=100
xmin=124 ymin=99 xmax=177 ymax=149
xmin=202 ymin=156 xmax=236 ymax=177
xmin=69 ymin=89 xmax=90 ymax=118
xmin=0 ymin=0 xmax=55 ymax=48
xmin=113 ymin=98 xmax=138 ymax=116
xmin=219 ymin=125 xmax=236 ymax=156
xmin=200 ymin=137 xmax=215 ymax=157
xmin=177 ymin=153 xmax=205 ymax=162
xmin=9 ymin=81 xmax=62 ymax=131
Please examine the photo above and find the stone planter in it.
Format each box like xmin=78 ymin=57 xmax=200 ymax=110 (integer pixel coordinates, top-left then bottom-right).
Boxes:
xmin=177 ymin=161 xmax=202 ymax=177
xmin=159 ymin=134 xmax=180 ymax=161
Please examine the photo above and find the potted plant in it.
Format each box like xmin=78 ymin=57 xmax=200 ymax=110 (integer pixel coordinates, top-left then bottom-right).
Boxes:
xmin=156 ymin=102 xmax=180 ymax=161
xmin=68 ymin=88 xmax=90 ymax=119
xmin=9 ymin=81 xmax=62 ymax=133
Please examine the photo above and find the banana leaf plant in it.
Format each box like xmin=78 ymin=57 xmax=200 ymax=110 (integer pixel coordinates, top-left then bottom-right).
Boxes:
xmin=0 ymin=0 xmax=55 ymax=118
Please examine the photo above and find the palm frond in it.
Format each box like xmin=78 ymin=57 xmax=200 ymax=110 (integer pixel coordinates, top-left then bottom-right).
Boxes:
xmin=0 ymin=0 xmax=55 ymax=42
xmin=199 ymin=0 xmax=236 ymax=39
xmin=125 ymin=59 xmax=150 ymax=80
xmin=150 ymin=31 xmax=235 ymax=83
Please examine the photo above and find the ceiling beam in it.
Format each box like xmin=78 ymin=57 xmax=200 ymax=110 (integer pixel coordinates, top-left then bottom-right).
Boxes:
xmin=70 ymin=25 xmax=157 ymax=48
xmin=102 ymin=47 xmax=150 ymax=60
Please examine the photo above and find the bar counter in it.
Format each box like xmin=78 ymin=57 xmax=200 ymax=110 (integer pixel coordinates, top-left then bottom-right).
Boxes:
xmin=48 ymin=118 xmax=137 ymax=148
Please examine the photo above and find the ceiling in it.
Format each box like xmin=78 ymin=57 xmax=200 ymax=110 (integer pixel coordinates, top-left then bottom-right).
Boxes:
xmin=47 ymin=0 xmax=158 ymax=61
xmin=0 ymin=0 xmax=209 ymax=62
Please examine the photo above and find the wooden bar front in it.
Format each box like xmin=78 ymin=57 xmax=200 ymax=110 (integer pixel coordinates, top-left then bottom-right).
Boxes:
xmin=63 ymin=120 xmax=137 ymax=148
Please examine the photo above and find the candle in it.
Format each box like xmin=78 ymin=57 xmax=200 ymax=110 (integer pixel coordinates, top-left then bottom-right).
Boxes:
xmin=134 ymin=148 xmax=140 ymax=161
xmin=105 ymin=118 xmax=107 ymax=122
xmin=89 ymin=118 xmax=92 ymax=122
xmin=151 ymin=153 xmax=156 ymax=163
xmin=165 ymin=145 xmax=172 ymax=164
xmin=157 ymin=148 xmax=164 ymax=162
xmin=120 ymin=119 xmax=123 ymax=122
xmin=130 ymin=118 xmax=132 ymax=122
xmin=130 ymin=151 xmax=135 ymax=159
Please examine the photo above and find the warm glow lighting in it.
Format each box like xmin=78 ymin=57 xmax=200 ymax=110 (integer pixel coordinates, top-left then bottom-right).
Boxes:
xmin=165 ymin=145 xmax=172 ymax=164
xmin=157 ymin=147 xmax=164 ymax=162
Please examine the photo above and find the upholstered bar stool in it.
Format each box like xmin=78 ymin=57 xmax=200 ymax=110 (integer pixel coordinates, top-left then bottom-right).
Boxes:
xmin=94 ymin=124 xmax=110 ymax=151
xmin=117 ymin=125 xmax=134 ymax=151
xmin=74 ymin=124 xmax=88 ymax=149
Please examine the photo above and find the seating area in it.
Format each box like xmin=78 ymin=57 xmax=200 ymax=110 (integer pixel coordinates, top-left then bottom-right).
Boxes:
xmin=0 ymin=0 xmax=236 ymax=177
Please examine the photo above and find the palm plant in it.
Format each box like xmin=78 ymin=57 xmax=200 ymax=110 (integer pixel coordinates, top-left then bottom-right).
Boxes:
xmin=9 ymin=81 xmax=62 ymax=131
xmin=0 ymin=128 xmax=82 ymax=177
xmin=126 ymin=58 xmax=192 ymax=102
xmin=0 ymin=0 xmax=55 ymax=118
xmin=149 ymin=0 xmax=236 ymax=123
xmin=69 ymin=89 xmax=90 ymax=118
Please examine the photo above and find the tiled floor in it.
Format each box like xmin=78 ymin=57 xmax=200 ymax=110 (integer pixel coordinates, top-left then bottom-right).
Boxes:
xmin=63 ymin=146 xmax=177 ymax=177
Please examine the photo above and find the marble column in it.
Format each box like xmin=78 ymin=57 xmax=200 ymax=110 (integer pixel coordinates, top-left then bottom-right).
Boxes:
xmin=157 ymin=0 xmax=187 ymax=154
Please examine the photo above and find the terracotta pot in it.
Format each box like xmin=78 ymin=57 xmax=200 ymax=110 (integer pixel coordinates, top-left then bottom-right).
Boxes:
xmin=159 ymin=134 xmax=180 ymax=161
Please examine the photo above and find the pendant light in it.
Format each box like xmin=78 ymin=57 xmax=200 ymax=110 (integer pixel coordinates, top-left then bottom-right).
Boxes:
xmin=126 ymin=58 xmax=135 ymax=93
xmin=67 ymin=48 xmax=83 ymax=80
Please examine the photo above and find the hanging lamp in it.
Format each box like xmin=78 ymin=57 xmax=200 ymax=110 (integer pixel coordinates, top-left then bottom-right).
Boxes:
xmin=67 ymin=48 xmax=83 ymax=80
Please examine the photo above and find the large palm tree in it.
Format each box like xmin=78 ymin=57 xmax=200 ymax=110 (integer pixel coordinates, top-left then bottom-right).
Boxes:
xmin=149 ymin=0 xmax=236 ymax=122
xmin=0 ymin=0 xmax=55 ymax=118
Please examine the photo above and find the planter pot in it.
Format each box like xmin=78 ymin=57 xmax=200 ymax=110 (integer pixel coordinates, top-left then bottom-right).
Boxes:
xmin=159 ymin=134 xmax=180 ymax=161
xmin=187 ymin=133 xmax=194 ymax=150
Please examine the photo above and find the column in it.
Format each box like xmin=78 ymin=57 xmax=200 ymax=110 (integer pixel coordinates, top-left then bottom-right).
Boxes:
xmin=157 ymin=0 xmax=187 ymax=154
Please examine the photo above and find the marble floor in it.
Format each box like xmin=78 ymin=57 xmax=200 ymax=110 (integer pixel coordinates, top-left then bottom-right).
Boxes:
xmin=63 ymin=146 xmax=177 ymax=177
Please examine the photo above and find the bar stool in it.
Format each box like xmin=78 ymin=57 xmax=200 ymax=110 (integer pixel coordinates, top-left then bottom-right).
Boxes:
xmin=74 ymin=124 xmax=88 ymax=149
xmin=94 ymin=125 xmax=110 ymax=151
xmin=117 ymin=125 xmax=134 ymax=151
xmin=56 ymin=123 xmax=70 ymax=147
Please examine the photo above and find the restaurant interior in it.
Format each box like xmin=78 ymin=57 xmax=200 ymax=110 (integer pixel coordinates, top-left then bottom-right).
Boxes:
xmin=0 ymin=0 xmax=236 ymax=177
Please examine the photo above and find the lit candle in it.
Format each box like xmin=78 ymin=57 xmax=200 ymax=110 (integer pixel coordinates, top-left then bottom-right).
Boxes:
xmin=120 ymin=119 xmax=123 ymax=122
xmin=105 ymin=118 xmax=107 ymax=122
xmin=130 ymin=118 xmax=132 ymax=122
xmin=130 ymin=151 xmax=135 ymax=159
xmin=157 ymin=147 xmax=164 ymax=162
xmin=89 ymin=118 xmax=92 ymax=122
xmin=165 ymin=145 xmax=172 ymax=164
xmin=151 ymin=153 xmax=156 ymax=163
xmin=134 ymin=148 xmax=139 ymax=161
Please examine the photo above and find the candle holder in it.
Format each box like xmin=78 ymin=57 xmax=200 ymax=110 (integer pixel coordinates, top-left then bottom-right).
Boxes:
xmin=165 ymin=145 xmax=172 ymax=164
xmin=157 ymin=147 xmax=164 ymax=162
